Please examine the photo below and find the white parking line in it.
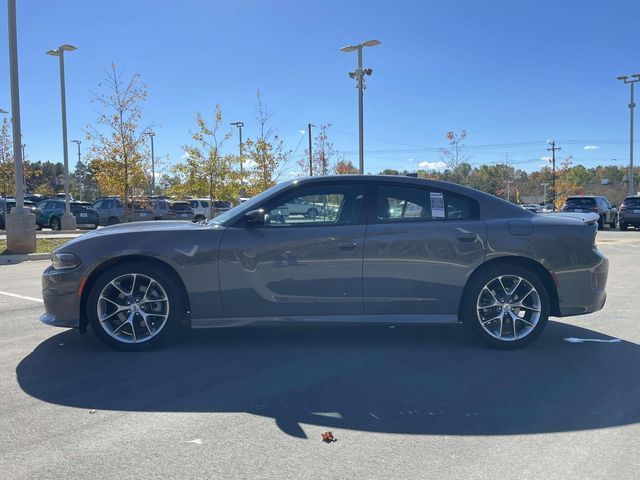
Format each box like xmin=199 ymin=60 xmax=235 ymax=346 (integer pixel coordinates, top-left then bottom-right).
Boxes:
xmin=0 ymin=290 xmax=43 ymax=303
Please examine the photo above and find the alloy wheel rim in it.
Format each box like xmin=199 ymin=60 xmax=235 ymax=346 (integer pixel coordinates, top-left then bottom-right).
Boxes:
xmin=97 ymin=273 xmax=170 ymax=344
xmin=476 ymin=275 xmax=541 ymax=341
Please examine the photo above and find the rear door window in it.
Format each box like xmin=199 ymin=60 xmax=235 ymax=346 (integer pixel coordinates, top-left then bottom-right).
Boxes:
xmin=375 ymin=184 xmax=478 ymax=223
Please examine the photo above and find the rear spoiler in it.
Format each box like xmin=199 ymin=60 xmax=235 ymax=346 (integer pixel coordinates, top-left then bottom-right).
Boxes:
xmin=541 ymin=212 xmax=600 ymax=225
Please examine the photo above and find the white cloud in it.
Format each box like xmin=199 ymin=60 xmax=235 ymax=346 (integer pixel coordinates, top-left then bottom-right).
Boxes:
xmin=408 ymin=158 xmax=414 ymax=162
xmin=540 ymin=156 xmax=551 ymax=161
xmin=584 ymin=145 xmax=599 ymax=150
xmin=418 ymin=161 xmax=447 ymax=170
xmin=180 ymin=152 xmax=191 ymax=160
xmin=299 ymin=130 xmax=306 ymax=135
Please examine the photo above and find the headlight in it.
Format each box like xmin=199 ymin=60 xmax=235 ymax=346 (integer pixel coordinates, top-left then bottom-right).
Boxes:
xmin=51 ymin=252 xmax=81 ymax=270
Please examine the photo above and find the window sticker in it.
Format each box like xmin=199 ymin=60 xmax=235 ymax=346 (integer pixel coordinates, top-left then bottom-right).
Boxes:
xmin=430 ymin=192 xmax=445 ymax=218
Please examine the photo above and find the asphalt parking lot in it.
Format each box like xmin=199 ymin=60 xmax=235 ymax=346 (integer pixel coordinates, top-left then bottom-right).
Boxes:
xmin=0 ymin=229 xmax=639 ymax=479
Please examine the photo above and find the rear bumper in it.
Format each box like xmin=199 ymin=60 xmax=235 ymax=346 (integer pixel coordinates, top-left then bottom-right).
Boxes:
xmin=555 ymin=249 xmax=609 ymax=317
xmin=620 ymin=212 xmax=640 ymax=224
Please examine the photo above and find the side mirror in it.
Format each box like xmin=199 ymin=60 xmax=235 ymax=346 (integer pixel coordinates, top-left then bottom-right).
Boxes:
xmin=245 ymin=209 xmax=265 ymax=225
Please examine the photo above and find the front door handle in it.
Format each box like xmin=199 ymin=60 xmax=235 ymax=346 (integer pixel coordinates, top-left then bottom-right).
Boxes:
xmin=337 ymin=241 xmax=357 ymax=250
xmin=456 ymin=232 xmax=477 ymax=243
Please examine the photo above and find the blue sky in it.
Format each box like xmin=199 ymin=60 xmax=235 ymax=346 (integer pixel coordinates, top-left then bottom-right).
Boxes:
xmin=1 ymin=0 xmax=639 ymax=176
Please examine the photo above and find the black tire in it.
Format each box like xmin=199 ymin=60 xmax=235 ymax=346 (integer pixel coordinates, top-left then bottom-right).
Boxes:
xmin=609 ymin=214 xmax=617 ymax=229
xmin=87 ymin=262 xmax=184 ymax=351
xmin=90 ymin=223 xmax=98 ymax=230
xmin=597 ymin=215 xmax=604 ymax=230
xmin=50 ymin=216 xmax=61 ymax=231
xmin=462 ymin=265 xmax=550 ymax=349
xmin=619 ymin=222 xmax=628 ymax=231
xmin=193 ymin=215 xmax=205 ymax=222
xmin=306 ymin=208 xmax=318 ymax=219
xmin=107 ymin=217 xmax=119 ymax=225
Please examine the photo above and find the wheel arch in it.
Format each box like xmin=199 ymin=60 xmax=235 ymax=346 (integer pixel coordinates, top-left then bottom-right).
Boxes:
xmin=79 ymin=254 xmax=191 ymax=333
xmin=459 ymin=255 xmax=560 ymax=319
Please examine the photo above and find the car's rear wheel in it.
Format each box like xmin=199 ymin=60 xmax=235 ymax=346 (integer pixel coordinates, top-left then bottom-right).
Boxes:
xmin=306 ymin=208 xmax=318 ymax=219
xmin=619 ymin=221 xmax=628 ymax=231
xmin=50 ymin=216 xmax=61 ymax=231
xmin=597 ymin=215 xmax=604 ymax=230
xmin=609 ymin=214 xmax=617 ymax=229
xmin=87 ymin=262 xmax=182 ymax=351
xmin=108 ymin=217 xmax=119 ymax=225
xmin=462 ymin=265 xmax=550 ymax=349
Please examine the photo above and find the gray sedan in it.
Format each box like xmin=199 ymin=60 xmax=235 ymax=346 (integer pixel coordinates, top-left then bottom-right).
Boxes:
xmin=40 ymin=175 xmax=608 ymax=350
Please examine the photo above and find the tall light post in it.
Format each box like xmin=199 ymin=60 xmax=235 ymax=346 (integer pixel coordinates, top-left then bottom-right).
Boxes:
xmin=617 ymin=74 xmax=640 ymax=196
xmin=307 ymin=123 xmax=316 ymax=176
xmin=71 ymin=139 xmax=81 ymax=200
xmin=1 ymin=109 xmax=8 ymax=215
xmin=143 ymin=131 xmax=155 ymax=197
xmin=340 ymin=39 xmax=381 ymax=174
xmin=6 ymin=0 xmax=36 ymax=252
xmin=230 ymin=122 xmax=245 ymax=196
xmin=47 ymin=44 xmax=77 ymax=230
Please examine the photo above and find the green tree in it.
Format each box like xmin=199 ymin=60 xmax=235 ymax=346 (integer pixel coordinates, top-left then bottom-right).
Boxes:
xmin=0 ymin=118 xmax=14 ymax=206
xmin=85 ymin=64 xmax=151 ymax=219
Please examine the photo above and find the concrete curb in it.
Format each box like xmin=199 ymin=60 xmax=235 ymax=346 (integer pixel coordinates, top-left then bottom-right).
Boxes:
xmin=0 ymin=252 xmax=51 ymax=265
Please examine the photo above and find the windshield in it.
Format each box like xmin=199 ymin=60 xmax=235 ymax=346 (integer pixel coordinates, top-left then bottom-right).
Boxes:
xmin=564 ymin=197 xmax=595 ymax=207
xmin=622 ymin=197 xmax=640 ymax=207
xmin=208 ymin=181 xmax=293 ymax=225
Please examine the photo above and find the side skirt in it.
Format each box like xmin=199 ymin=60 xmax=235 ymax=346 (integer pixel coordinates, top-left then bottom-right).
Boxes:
xmin=191 ymin=314 xmax=459 ymax=329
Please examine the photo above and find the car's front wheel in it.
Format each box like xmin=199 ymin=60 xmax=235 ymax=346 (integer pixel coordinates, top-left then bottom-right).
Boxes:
xmin=87 ymin=262 xmax=182 ymax=350
xmin=620 ymin=222 xmax=628 ymax=231
xmin=462 ymin=265 xmax=550 ymax=349
xmin=50 ymin=216 xmax=61 ymax=231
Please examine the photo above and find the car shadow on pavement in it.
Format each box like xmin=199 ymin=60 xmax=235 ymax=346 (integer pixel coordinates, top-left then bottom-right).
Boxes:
xmin=16 ymin=321 xmax=640 ymax=438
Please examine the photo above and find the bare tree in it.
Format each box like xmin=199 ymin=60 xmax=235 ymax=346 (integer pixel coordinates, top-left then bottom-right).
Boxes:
xmin=439 ymin=130 xmax=472 ymax=184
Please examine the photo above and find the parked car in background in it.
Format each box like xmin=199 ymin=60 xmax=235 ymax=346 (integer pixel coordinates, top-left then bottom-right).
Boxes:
xmin=281 ymin=197 xmax=323 ymax=218
xmin=520 ymin=203 xmax=543 ymax=213
xmin=24 ymin=193 xmax=49 ymax=204
xmin=619 ymin=196 xmax=640 ymax=230
xmin=55 ymin=192 xmax=75 ymax=201
xmin=168 ymin=201 xmax=194 ymax=221
xmin=0 ymin=199 xmax=40 ymax=230
xmin=561 ymin=196 xmax=617 ymax=229
xmin=36 ymin=199 xmax=98 ymax=230
xmin=188 ymin=198 xmax=232 ymax=221
xmin=41 ymin=175 xmax=608 ymax=351
xmin=93 ymin=198 xmax=154 ymax=225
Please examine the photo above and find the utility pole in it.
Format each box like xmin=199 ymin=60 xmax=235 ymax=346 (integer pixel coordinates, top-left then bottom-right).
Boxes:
xmin=617 ymin=74 xmax=639 ymax=196
xmin=547 ymin=140 xmax=561 ymax=211
xmin=307 ymin=123 xmax=315 ymax=176
xmin=230 ymin=122 xmax=244 ymax=196
xmin=143 ymin=132 xmax=155 ymax=196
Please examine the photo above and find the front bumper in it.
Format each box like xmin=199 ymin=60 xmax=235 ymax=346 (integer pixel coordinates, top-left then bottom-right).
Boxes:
xmin=40 ymin=265 xmax=83 ymax=329
xmin=555 ymin=249 xmax=609 ymax=317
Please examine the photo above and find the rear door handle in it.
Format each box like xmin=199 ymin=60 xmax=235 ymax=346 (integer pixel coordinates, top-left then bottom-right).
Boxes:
xmin=456 ymin=232 xmax=477 ymax=243
xmin=337 ymin=241 xmax=357 ymax=250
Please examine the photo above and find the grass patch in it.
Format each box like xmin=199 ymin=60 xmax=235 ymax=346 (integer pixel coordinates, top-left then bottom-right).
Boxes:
xmin=0 ymin=237 xmax=71 ymax=255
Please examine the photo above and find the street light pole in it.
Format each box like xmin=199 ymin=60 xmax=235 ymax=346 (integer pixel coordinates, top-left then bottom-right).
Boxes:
xmin=47 ymin=44 xmax=77 ymax=230
xmin=617 ymin=74 xmax=640 ymax=196
xmin=143 ymin=132 xmax=155 ymax=197
xmin=6 ymin=0 xmax=36 ymax=253
xmin=307 ymin=123 xmax=315 ymax=176
xmin=340 ymin=39 xmax=381 ymax=175
xmin=71 ymin=139 xmax=81 ymax=199
xmin=230 ymin=122 xmax=244 ymax=196
xmin=540 ymin=182 xmax=549 ymax=207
